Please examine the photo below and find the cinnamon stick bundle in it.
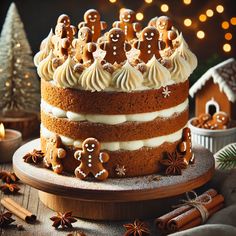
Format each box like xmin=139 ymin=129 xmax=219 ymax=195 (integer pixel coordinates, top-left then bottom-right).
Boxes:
xmin=1 ymin=197 xmax=36 ymax=223
xmin=155 ymin=188 xmax=224 ymax=234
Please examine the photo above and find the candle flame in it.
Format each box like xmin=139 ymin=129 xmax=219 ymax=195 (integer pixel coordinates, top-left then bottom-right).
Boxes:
xmin=0 ymin=123 xmax=5 ymax=140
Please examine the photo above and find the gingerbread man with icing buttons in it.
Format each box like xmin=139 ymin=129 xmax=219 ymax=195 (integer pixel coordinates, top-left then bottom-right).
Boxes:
xmin=206 ymin=112 xmax=229 ymax=130
xmin=178 ymin=127 xmax=195 ymax=164
xmin=78 ymin=9 xmax=107 ymax=42
xmin=72 ymin=27 xmax=96 ymax=66
xmin=133 ymin=26 xmax=165 ymax=63
xmin=44 ymin=135 xmax=67 ymax=174
xmin=74 ymin=138 xmax=109 ymax=181
xmin=57 ymin=14 xmax=77 ymax=43
xmin=99 ymin=28 xmax=131 ymax=64
xmin=113 ymin=8 xmax=142 ymax=42
xmin=51 ymin=23 xmax=71 ymax=61
xmin=156 ymin=16 xmax=177 ymax=49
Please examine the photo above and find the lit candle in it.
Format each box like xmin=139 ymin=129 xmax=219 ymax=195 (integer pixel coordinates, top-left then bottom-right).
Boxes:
xmin=0 ymin=123 xmax=22 ymax=163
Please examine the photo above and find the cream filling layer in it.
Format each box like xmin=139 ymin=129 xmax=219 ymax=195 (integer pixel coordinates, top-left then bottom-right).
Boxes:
xmin=41 ymin=99 xmax=188 ymax=125
xmin=41 ymin=124 xmax=185 ymax=151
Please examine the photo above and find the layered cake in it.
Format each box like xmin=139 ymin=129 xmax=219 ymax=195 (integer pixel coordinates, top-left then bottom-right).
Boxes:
xmin=34 ymin=9 xmax=197 ymax=179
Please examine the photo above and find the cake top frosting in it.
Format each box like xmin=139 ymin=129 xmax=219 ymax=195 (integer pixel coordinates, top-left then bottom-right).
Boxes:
xmin=34 ymin=10 xmax=197 ymax=92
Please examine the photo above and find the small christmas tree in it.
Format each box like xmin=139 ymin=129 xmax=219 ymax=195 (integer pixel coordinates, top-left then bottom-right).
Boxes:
xmin=0 ymin=3 xmax=40 ymax=115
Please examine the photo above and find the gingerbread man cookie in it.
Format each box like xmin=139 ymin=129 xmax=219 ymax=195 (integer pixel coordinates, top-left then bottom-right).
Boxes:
xmin=57 ymin=14 xmax=77 ymax=43
xmin=78 ymin=9 xmax=107 ymax=42
xmin=191 ymin=113 xmax=212 ymax=128
xmin=51 ymin=23 xmax=71 ymax=61
xmin=133 ymin=26 xmax=165 ymax=63
xmin=113 ymin=8 xmax=142 ymax=42
xmin=72 ymin=27 xmax=97 ymax=66
xmin=74 ymin=138 xmax=109 ymax=181
xmin=148 ymin=16 xmax=158 ymax=27
xmin=156 ymin=16 xmax=177 ymax=49
xmin=99 ymin=28 xmax=131 ymax=64
xmin=44 ymin=135 xmax=67 ymax=174
xmin=211 ymin=112 xmax=229 ymax=130
xmin=178 ymin=127 xmax=194 ymax=164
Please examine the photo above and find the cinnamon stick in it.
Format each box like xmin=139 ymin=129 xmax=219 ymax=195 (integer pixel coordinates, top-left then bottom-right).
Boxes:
xmin=167 ymin=194 xmax=224 ymax=231
xmin=178 ymin=203 xmax=224 ymax=231
xmin=155 ymin=188 xmax=218 ymax=230
xmin=1 ymin=197 xmax=36 ymax=223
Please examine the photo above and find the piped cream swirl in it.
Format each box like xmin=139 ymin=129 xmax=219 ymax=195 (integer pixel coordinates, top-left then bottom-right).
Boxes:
xmin=37 ymin=50 xmax=55 ymax=81
xmin=177 ymin=34 xmax=198 ymax=71
xmin=53 ymin=56 xmax=80 ymax=88
xmin=169 ymin=50 xmax=192 ymax=83
xmin=144 ymin=56 xmax=173 ymax=88
xmin=79 ymin=59 xmax=111 ymax=92
xmin=112 ymin=61 xmax=143 ymax=91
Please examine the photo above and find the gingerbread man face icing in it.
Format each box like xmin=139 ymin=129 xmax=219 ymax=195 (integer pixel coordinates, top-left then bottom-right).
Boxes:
xmin=72 ymin=27 xmax=96 ymax=65
xmin=74 ymin=138 xmax=109 ymax=181
xmin=99 ymin=28 xmax=131 ymax=64
xmin=113 ymin=8 xmax=142 ymax=42
xmin=156 ymin=16 xmax=177 ymax=49
xmin=78 ymin=9 xmax=107 ymax=42
xmin=57 ymin=14 xmax=77 ymax=43
xmin=178 ymin=127 xmax=194 ymax=164
xmin=133 ymin=26 xmax=164 ymax=63
xmin=44 ymin=135 xmax=67 ymax=174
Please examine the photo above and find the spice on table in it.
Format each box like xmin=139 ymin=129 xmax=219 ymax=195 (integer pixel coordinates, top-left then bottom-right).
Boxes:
xmin=23 ymin=149 xmax=44 ymax=164
xmin=0 ymin=171 xmax=19 ymax=183
xmin=50 ymin=211 xmax=77 ymax=229
xmin=1 ymin=197 xmax=36 ymax=223
xmin=0 ymin=183 xmax=20 ymax=194
xmin=67 ymin=231 xmax=86 ymax=236
xmin=123 ymin=219 xmax=150 ymax=236
xmin=0 ymin=211 xmax=15 ymax=228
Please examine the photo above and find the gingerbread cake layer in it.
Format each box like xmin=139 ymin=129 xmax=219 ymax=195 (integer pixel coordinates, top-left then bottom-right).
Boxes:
xmin=41 ymin=80 xmax=189 ymax=114
xmin=41 ymin=109 xmax=188 ymax=141
xmin=41 ymin=136 xmax=181 ymax=177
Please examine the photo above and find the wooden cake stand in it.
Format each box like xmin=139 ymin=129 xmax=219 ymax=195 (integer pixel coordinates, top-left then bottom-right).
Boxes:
xmin=13 ymin=139 xmax=215 ymax=221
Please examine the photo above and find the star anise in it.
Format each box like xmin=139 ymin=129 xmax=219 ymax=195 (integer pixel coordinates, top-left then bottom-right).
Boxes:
xmin=160 ymin=151 xmax=188 ymax=175
xmin=0 ymin=183 xmax=20 ymax=194
xmin=0 ymin=211 xmax=15 ymax=228
xmin=0 ymin=171 xmax=19 ymax=183
xmin=23 ymin=149 xmax=44 ymax=164
xmin=123 ymin=219 xmax=150 ymax=236
xmin=50 ymin=211 xmax=77 ymax=229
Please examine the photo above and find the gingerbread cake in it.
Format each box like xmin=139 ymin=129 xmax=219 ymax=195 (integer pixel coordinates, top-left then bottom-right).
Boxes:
xmin=34 ymin=10 xmax=197 ymax=179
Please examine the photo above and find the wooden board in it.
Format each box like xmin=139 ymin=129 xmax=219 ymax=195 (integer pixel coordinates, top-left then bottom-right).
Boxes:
xmin=13 ymin=139 xmax=215 ymax=220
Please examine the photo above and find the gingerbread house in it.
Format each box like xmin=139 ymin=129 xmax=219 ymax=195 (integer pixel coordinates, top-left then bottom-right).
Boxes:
xmin=190 ymin=58 xmax=236 ymax=120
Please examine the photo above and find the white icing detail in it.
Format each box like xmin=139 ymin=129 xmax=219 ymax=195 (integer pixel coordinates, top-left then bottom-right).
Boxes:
xmin=113 ymin=51 xmax=117 ymax=55
xmin=41 ymin=124 xmax=186 ymax=151
xmin=99 ymin=153 xmax=103 ymax=163
xmin=146 ymin=37 xmax=153 ymax=41
xmin=148 ymin=44 xmax=151 ymax=48
xmin=74 ymin=150 xmax=82 ymax=160
xmin=95 ymin=169 xmax=106 ymax=178
xmin=87 ymin=148 xmax=94 ymax=152
xmin=205 ymin=98 xmax=220 ymax=114
xmin=88 ymin=163 xmax=92 ymax=167
xmin=77 ymin=168 xmax=86 ymax=177
xmin=88 ymin=155 xmax=92 ymax=158
xmin=162 ymin=87 xmax=171 ymax=98
xmin=41 ymin=99 xmax=188 ymax=124
xmin=112 ymin=38 xmax=118 ymax=42
xmin=190 ymin=58 xmax=236 ymax=103
xmin=113 ymin=46 xmax=117 ymax=50
xmin=88 ymin=159 xmax=92 ymax=162
xmin=148 ymin=50 xmax=151 ymax=54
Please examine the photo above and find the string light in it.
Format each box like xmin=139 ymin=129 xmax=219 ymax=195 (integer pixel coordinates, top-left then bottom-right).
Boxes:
xmin=230 ymin=17 xmax=236 ymax=25
xmin=225 ymin=33 xmax=232 ymax=41
xmin=136 ymin=12 xmax=144 ymax=21
xmin=206 ymin=9 xmax=214 ymax=17
xmin=223 ymin=43 xmax=231 ymax=52
xmin=160 ymin=4 xmax=169 ymax=12
xmin=183 ymin=0 xmax=191 ymax=5
xmin=199 ymin=14 xmax=207 ymax=22
xmin=184 ymin=18 xmax=192 ymax=27
xmin=196 ymin=30 xmax=205 ymax=39
xmin=145 ymin=0 xmax=153 ymax=3
xmin=216 ymin=5 xmax=224 ymax=13
xmin=221 ymin=21 xmax=230 ymax=29
xmin=109 ymin=0 xmax=116 ymax=3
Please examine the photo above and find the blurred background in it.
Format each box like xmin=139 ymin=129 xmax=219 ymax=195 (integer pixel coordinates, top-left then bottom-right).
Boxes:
xmin=0 ymin=0 xmax=235 ymax=83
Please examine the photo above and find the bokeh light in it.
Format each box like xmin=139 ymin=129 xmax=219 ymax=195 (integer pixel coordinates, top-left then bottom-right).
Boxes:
xmin=223 ymin=43 xmax=231 ymax=52
xmin=206 ymin=9 xmax=214 ymax=17
xmin=183 ymin=0 xmax=191 ymax=5
xmin=230 ymin=17 xmax=236 ymax=25
xmin=196 ymin=30 xmax=205 ymax=39
xmin=216 ymin=5 xmax=224 ymax=13
xmin=136 ymin=12 xmax=144 ymax=21
xmin=145 ymin=0 xmax=153 ymax=3
xmin=199 ymin=14 xmax=207 ymax=22
xmin=184 ymin=18 xmax=192 ymax=27
xmin=225 ymin=33 xmax=232 ymax=40
xmin=222 ymin=21 xmax=230 ymax=29
xmin=160 ymin=4 xmax=169 ymax=12
xmin=109 ymin=0 xmax=116 ymax=3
